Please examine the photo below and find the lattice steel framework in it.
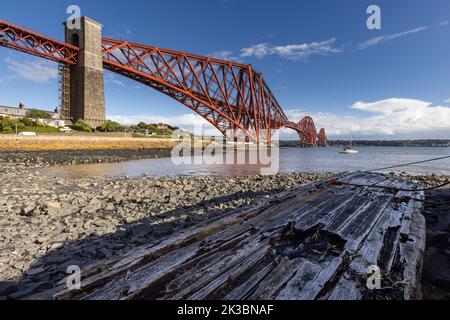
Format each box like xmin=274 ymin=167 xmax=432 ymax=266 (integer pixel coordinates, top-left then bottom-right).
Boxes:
xmin=101 ymin=38 xmax=290 ymax=143
xmin=318 ymin=128 xmax=328 ymax=147
xmin=0 ymin=18 xmax=328 ymax=145
xmin=286 ymin=116 xmax=320 ymax=146
xmin=0 ymin=19 xmax=78 ymax=65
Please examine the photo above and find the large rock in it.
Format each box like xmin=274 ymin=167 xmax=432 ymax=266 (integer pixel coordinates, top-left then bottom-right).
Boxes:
xmin=46 ymin=201 xmax=61 ymax=215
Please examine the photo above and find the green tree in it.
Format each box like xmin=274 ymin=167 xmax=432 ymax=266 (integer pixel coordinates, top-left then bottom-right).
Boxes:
xmin=0 ymin=118 xmax=15 ymax=133
xmin=70 ymin=120 xmax=92 ymax=132
xmin=137 ymin=122 xmax=147 ymax=130
xmin=20 ymin=117 xmax=33 ymax=127
xmin=96 ymin=120 xmax=125 ymax=132
xmin=26 ymin=109 xmax=52 ymax=119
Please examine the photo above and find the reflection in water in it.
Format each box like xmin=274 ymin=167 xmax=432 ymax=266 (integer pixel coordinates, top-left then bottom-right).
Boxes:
xmin=42 ymin=147 xmax=450 ymax=179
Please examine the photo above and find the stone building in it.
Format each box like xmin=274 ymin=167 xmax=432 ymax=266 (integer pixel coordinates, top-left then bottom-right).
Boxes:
xmin=0 ymin=103 xmax=27 ymax=119
xmin=157 ymin=123 xmax=169 ymax=130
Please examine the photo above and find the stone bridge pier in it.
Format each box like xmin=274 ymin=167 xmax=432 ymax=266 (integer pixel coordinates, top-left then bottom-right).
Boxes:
xmin=62 ymin=17 xmax=106 ymax=127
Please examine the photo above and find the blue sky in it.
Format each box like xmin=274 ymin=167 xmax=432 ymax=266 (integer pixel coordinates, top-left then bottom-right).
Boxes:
xmin=1 ymin=0 xmax=450 ymax=139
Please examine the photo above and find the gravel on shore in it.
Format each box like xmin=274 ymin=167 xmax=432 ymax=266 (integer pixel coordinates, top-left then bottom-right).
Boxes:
xmin=0 ymin=149 xmax=449 ymax=299
xmin=0 ymin=149 xmax=174 ymax=171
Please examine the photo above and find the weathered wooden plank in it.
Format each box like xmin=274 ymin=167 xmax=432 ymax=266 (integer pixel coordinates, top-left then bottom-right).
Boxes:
xmin=399 ymin=209 xmax=426 ymax=300
xmin=223 ymin=263 xmax=275 ymax=300
xmin=248 ymin=258 xmax=307 ymax=300
xmin=328 ymin=277 xmax=362 ymax=300
xmin=276 ymin=260 xmax=323 ymax=300
xmin=316 ymin=179 xmax=424 ymax=300
xmin=164 ymin=236 xmax=268 ymax=300
xmin=186 ymin=244 xmax=272 ymax=300
xmin=37 ymin=185 xmax=307 ymax=300
xmin=294 ymin=256 xmax=346 ymax=300
xmin=295 ymin=174 xmax=395 ymax=235
xmin=81 ymin=242 xmax=201 ymax=300
xmin=31 ymin=172 xmax=426 ymax=301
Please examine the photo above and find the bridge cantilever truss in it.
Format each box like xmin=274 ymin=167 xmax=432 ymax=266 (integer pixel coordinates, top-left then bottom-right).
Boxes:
xmin=0 ymin=19 xmax=78 ymax=64
xmin=101 ymin=38 xmax=288 ymax=143
xmin=0 ymin=18 xmax=328 ymax=146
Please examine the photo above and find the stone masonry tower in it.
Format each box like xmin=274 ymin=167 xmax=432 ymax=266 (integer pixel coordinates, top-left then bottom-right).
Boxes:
xmin=62 ymin=17 xmax=105 ymax=127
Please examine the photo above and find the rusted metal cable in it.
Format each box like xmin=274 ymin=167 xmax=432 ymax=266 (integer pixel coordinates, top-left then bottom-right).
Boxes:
xmin=369 ymin=155 xmax=450 ymax=172
xmin=332 ymin=180 xmax=450 ymax=192
xmin=323 ymin=167 xmax=450 ymax=205
xmin=325 ymin=180 xmax=450 ymax=204
xmin=326 ymin=156 xmax=450 ymax=206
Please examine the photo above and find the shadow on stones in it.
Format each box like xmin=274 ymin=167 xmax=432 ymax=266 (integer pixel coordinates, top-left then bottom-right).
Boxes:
xmin=421 ymin=189 xmax=450 ymax=300
xmin=0 ymin=189 xmax=277 ymax=300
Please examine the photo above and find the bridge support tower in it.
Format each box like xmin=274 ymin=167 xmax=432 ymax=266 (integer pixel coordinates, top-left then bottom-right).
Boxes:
xmin=62 ymin=17 xmax=105 ymax=127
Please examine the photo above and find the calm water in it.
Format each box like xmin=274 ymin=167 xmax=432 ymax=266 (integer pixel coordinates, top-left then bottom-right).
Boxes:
xmin=42 ymin=147 xmax=450 ymax=178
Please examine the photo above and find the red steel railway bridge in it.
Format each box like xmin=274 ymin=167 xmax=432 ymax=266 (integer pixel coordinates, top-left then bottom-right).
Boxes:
xmin=0 ymin=17 xmax=327 ymax=146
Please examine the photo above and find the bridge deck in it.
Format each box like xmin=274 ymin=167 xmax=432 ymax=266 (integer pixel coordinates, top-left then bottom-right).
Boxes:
xmin=32 ymin=172 xmax=426 ymax=300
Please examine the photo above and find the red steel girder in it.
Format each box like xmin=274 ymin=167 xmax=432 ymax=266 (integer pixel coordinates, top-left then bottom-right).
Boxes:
xmin=318 ymin=128 xmax=328 ymax=147
xmin=286 ymin=116 xmax=319 ymax=147
xmin=100 ymin=38 xmax=289 ymax=143
xmin=298 ymin=116 xmax=318 ymax=146
xmin=0 ymin=19 xmax=79 ymax=65
xmin=0 ymin=19 xmax=327 ymax=145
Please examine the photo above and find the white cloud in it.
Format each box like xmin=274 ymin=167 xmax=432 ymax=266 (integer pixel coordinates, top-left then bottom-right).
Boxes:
xmin=110 ymin=98 xmax=450 ymax=140
xmin=240 ymin=39 xmax=342 ymax=61
xmin=358 ymin=27 xmax=428 ymax=50
xmin=105 ymin=72 xmax=128 ymax=88
xmin=284 ymin=98 xmax=450 ymax=139
xmin=5 ymin=57 xmax=58 ymax=83
xmin=358 ymin=21 xmax=448 ymax=50
xmin=209 ymin=20 xmax=448 ymax=64
xmin=111 ymin=79 xmax=126 ymax=87
xmin=445 ymin=98 xmax=450 ymax=104
xmin=240 ymin=43 xmax=273 ymax=59
xmin=210 ymin=50 xmax=244 ymax=63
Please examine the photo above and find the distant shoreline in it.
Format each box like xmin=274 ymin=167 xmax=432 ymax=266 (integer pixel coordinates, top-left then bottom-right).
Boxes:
xmin=1 ymin=134 xmax=449 ymax=150
xmin=281 ymin=140 xmax=450 ymax=148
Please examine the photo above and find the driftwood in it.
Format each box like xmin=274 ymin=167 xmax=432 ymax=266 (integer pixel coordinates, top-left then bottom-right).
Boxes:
xmin=31 ymin=172 xmax=426 ymax=300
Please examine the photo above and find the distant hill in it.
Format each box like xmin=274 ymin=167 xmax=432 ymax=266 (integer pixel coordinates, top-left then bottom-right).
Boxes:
xmin=280 ymin=140 xmax=450 ymax=147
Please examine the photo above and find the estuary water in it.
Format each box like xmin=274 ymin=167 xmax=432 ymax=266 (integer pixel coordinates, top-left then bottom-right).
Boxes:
xmin=42 ymin=147 xmax=450 ymax=178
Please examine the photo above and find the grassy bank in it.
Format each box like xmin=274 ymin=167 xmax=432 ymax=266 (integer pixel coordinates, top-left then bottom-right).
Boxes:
xmin=0 ymin=135 xmax=180 ymax=150
xmin=1 ymin=126 xmax=62 ymax=134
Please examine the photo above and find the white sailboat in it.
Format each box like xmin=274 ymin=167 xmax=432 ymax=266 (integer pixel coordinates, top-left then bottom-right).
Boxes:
xmin=339 ymin=126 xmax=359 ymax=154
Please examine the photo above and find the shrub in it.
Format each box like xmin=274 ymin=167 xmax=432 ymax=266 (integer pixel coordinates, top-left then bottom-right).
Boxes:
xmin=0 ymin=118 xmax=15 ymax=133
xmin=70 ymin=120 xmax=92 ymax=132
xmin=20 ymin=117 xmax=33 ymax=127
xmin=157 ymin=128 xmax=172 ymax=136
xmin=96 ymin=120 xmax=125 ymax=132
xmin=2 ymin=126 xmax=13 ymax=134
xmin=26 ymin=109 xmax=52 ymax=119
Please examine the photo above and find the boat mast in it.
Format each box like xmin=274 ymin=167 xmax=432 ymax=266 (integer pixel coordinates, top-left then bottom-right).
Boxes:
xmin=349 ymin=124 xmax=353 ymax=149
xmin=349 ymin=125 xmax=353 ymax=148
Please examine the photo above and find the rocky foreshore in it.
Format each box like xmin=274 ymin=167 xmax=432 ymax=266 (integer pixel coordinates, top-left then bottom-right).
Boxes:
xmin=0 ymin=151 xmax=332 ymax=299
xmin=0 ymin=149 xmax=174 ymax=171
xmin=0 ymin=149 xmax=449 ymax=299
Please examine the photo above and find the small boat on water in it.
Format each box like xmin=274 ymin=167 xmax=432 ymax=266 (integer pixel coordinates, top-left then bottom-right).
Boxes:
xmin=339 ymin=125 xmax=359 ymax=154
xmin=340 ymin=147 xmax=359 ymax=154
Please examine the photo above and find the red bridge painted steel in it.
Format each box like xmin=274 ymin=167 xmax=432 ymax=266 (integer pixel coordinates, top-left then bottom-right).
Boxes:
xmin=0 ymin=18 xmax=327 ymax=146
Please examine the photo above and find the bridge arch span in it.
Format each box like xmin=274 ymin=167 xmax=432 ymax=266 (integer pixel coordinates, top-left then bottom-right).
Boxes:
xmin=0 ymin=18 xmax=327 ymax=146
xmin=100 ymin=38 xmax=288 ymax=143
